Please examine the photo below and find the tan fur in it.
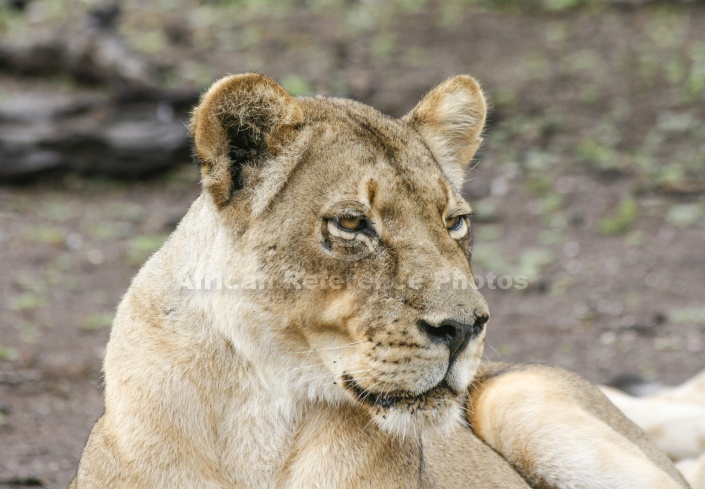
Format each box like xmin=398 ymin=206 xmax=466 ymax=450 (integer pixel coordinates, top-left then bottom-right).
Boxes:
xmin=678 ymin=453 xmax=705 ymax=489
xmin=601 ymin=370 xmax=705 ymax=489
xmin=72 ymin=74 xmax=688 ymax=488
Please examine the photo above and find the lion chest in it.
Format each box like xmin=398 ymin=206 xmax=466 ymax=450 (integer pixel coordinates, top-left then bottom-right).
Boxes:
xmin=277 ymin=405 xmax=532 ymax=489
xmin=216 ymin=388 xmax=301 ymax=488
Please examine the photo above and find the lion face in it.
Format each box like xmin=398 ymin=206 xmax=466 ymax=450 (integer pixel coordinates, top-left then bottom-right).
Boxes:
xmin=191 ymin=74 xmax=489 ymax=435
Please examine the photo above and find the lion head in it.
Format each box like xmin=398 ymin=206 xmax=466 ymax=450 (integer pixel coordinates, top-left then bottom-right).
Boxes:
xmin=190 ymin=73 xmax=489 ymax=436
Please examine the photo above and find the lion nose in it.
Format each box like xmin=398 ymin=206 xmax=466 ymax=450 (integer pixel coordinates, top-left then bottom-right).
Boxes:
xmin=418 ymin=316 xmax=488 ymax=365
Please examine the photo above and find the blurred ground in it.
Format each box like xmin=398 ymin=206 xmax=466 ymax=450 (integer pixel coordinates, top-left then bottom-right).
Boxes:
xmin=1 ymin=1 xmax=704 ymax=487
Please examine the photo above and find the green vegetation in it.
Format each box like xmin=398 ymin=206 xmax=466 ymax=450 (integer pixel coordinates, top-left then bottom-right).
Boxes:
xmin=281 ymin=75 xmax=315 ymax=97
xmin=8 ymin=292 xmax=48 ymax=312
xmin=671 ymin=307 xmax=705 ymax=325
xmin=473 ymin=247 xmax=554 ymax=284
xmin=577 ymin=140 xmax=624 ymax=175
xmin=666 ymin=204 xmax=704 ymax=228
xmin=24 ymin=225 xmax=65 ymax=245
xmin=8 ymin=274 xmax=49 ymax=312
xmin=124 ymin=233 xmax=170 ymax=266
xmin=515 ymin=248 xmax=555 ymax=283
xmin=0 ymin=345 xmax=17 ymax=361
xmin=598 ymin=198 xmax=637 ymax=235
xmin=81 ymin=312 xmax=115 ymax=331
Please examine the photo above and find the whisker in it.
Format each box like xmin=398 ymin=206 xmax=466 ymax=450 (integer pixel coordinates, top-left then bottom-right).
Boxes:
xmin=291 ymin=362 xmax=328 ymax=371
xmin=300 ymin=366 xmax=373 ymax=384
xmin=362 ymin=416 xmax=377 ymax=432
xmin=291 ymin=352 xmax=366 ymax=374
xmin=347 ymin=375 xmax=377 ymax=383
xmin=293 ymin=340 xmax=368 ymax=354
xmin=356 ymin=381 xmax=381 ymax=403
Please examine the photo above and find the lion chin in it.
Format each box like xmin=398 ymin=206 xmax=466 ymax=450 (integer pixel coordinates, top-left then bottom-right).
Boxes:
xmin=341 ymin=374 xmax=465 ymax=438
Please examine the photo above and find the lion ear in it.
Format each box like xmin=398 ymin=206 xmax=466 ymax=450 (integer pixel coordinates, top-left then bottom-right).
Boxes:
xmin=403 ymin=75 xmax=487 ymax=189
xmin=190 ymin=73 xmax=303 ymax=208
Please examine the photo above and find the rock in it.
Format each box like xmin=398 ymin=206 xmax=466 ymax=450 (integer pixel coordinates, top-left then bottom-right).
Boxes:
xmin=0 ymin=86 xmax=193 ymax=178
xmin=0 ymin=6 xmax=199 ymax=179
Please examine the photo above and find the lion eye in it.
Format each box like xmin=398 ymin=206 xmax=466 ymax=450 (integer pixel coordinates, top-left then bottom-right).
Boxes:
xmin=336 ymin=216 xmax=365 ymax=232
xmin=445 ymin=216 xmax=462 ymax=231
xmin=446 ymin=215 xmax=468 ymax=240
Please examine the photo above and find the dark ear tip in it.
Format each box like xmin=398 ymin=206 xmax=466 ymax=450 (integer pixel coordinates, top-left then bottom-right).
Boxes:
xmin=191 ymin=73 xmax=300 ymax=163
xmin=193 ymin=73 xmax=293 ymax=122
xmin=190 ymin=73 xmax=303 ymax=208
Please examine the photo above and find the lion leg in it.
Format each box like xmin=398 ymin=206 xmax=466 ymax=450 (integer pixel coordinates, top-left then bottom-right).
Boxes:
xmin=468 ymin=362 xmax=689 ymax=489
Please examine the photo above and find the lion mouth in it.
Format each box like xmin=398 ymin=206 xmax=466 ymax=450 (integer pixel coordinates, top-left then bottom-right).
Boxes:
xmin=341 ymin=373 xmax=454 ymax=410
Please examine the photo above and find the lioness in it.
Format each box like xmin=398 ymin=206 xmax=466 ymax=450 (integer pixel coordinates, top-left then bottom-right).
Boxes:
xmin=71 ymin=74 xmax=689 ymax=488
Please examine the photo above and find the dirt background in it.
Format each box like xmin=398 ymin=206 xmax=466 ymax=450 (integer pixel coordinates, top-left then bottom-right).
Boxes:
xmin=1 ymin=1 xmax=704 ymax=487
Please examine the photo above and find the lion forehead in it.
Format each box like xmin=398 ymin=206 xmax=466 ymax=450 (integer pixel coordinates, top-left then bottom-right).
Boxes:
xmin=250 ymin=97 xmax=452 ymax=219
